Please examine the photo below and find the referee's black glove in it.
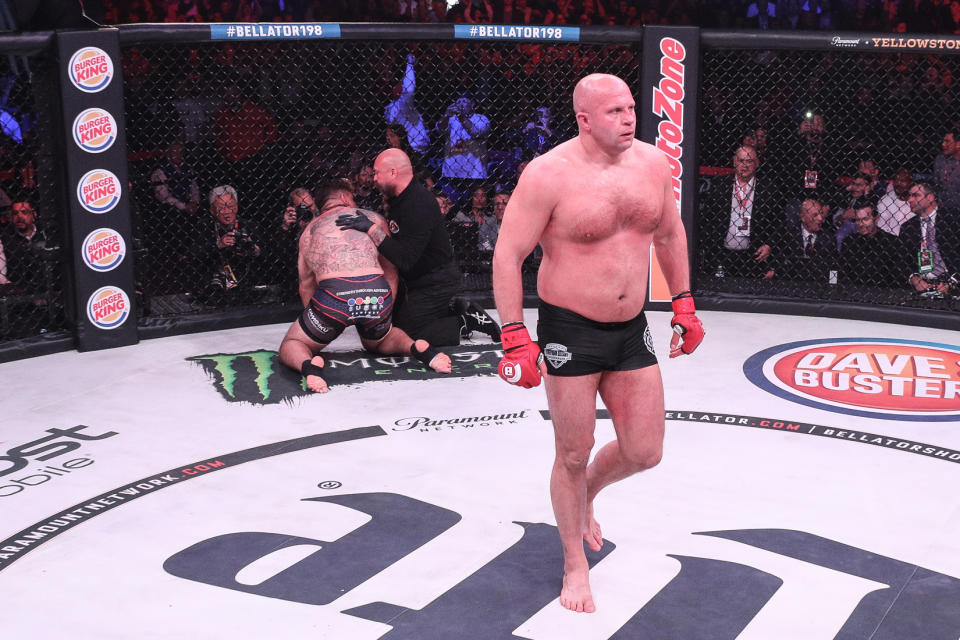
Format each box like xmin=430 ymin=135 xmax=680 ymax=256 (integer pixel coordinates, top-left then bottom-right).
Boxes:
xmin=336 ymin=213 xmax=373 ymax=233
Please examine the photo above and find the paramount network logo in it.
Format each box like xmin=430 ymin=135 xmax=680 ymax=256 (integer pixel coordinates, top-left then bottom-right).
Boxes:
xmin=189 ymin=346 xmax=502 ymax=404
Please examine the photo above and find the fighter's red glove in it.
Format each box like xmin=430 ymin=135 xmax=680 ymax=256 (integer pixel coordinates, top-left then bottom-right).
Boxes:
xmin=669 ymin=291 xmax=704 ymax=357
xmin=498 ymin=322 xmax=544 ymax=388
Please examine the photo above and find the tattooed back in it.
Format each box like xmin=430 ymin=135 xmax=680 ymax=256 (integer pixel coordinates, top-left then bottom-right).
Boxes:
xmin=299 ymin=207 xmax=385 ymax=282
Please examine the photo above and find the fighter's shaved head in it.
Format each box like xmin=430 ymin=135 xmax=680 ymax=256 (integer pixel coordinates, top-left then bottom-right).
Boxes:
xmin=573 ymin=73 xmax=630 ymax=115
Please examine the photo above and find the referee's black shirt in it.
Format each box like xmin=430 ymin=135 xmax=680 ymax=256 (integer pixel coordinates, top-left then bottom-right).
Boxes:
xmin=379 ymin=180 xmax=457 ymax=288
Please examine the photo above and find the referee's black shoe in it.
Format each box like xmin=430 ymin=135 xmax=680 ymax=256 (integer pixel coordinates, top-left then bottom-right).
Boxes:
xmin=452 ymin=296 xmax=501 ymax=342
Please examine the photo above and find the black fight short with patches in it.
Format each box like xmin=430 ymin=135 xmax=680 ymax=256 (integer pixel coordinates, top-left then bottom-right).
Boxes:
xmin=536 ymin=300 xmax=658 ymax=376
xmin=298 ymin=274 xmax=393 ymax=344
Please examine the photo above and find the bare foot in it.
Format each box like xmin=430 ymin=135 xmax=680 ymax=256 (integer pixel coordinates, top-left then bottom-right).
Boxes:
xmin=412 ymin=339 xmax=452 ymax=374
xmin=560 ymin=570 xmax=596 ymax=613
xmin=305 ymin=355 xmax=328 ymax=393
xmin=583 ymin=504 xmax=603 ymax=552
xmin=429 ymin=353 xmax=452 ymax=373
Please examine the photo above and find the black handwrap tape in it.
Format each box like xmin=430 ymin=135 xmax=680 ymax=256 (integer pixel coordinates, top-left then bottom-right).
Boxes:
xmin=672 ymin=290 xmax=693 ymax=302
xmin=410 ymin=342 xmax=441 ymax=367
xmin=301 ymin=358 xmax=325 ymax=378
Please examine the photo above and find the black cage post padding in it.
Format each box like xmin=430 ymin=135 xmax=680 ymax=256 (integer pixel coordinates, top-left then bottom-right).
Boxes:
xmin=56 ymin=29 xmax=138 ymax=352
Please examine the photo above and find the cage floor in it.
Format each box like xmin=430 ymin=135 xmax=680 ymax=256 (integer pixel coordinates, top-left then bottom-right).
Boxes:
xmin=1 ymin=309 xmax=958 ymax=639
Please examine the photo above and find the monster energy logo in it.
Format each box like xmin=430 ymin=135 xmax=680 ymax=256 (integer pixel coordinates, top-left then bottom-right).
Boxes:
xmin=189 ymin=351 xmax=307 ymax=405
xmin=189 ymin=346 xmax=503 ymax=405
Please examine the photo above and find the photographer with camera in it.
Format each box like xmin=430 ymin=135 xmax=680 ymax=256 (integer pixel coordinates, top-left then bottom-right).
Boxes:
xmin=197 ymin=185 xmax=263 ymax=306
xmin=269 ymin=187 xmax=317 ymax=301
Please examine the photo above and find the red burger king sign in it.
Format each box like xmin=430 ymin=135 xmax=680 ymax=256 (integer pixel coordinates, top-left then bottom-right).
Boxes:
xmin=744 ymin=338 xmax=960 ymax=421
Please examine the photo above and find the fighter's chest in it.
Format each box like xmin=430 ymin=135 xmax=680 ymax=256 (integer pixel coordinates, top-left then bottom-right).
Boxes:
xmin=552 ymin=176 xmax=661 ymax=241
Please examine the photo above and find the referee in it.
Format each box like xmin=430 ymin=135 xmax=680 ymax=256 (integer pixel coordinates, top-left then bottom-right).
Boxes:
xmin=336 ymin=148 xmax=500 ymax=346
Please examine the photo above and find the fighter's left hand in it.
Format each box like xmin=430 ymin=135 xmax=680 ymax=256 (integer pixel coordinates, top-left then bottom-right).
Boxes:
xmin=669 ymin=291 xmax=704 ymax=358
xmin=336 ymin=213 xmax=373 ymax=234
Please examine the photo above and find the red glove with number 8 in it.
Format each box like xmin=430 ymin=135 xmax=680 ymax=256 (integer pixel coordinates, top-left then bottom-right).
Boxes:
xmin=669 ymin=291 xmax=705 ymax=358
xmin=497 ymin=322 xmax=544 ymax=388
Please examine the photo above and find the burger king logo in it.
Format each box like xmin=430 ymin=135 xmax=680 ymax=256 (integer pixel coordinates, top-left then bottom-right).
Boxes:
xmin=86 ymin=286 xmax=130 ymax=330
xmin=72 ymin=108 xmax=117 ymax=153
xmin=744 ymin=338 xmax=960 ymax=422
xmin=77 ymin=169 xmax=121 ymax=214
xmin=82 ymin=228 xmax=126 ymax=272
xmin=68 ymin=47 xmax=113 ymax=93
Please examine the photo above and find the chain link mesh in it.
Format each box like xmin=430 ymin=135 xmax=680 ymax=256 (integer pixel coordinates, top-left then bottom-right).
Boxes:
xmin=0 ymin=47 xmax=67 ymax=345
xmin=121 ymin=39 xmax=641 ymax=318
xmin=697 ymin=48 xmax=960 ymax=311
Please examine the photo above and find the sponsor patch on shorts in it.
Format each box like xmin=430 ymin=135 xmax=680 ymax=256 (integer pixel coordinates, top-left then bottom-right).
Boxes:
xmin=543 ymin=343 xmax=572 ymax=369
xmin=644 ymin=326 xmax=656 ymax=356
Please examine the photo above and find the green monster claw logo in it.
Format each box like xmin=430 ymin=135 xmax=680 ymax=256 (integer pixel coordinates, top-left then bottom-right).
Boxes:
xmin=189 ymin=351 xmax=307 ymax=405
xmin=189 ymin=346 xmax=504 ymax=405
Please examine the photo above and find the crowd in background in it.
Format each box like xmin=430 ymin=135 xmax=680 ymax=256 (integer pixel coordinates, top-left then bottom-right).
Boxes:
xmin=104 ymin=0 xmax=960 ymax=34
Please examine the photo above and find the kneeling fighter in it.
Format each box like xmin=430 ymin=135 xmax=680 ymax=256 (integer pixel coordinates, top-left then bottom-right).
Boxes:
xmin=492 ymin=73 xmax=704 ymax=613
xmin=279 ymin=179 xmax=451 ymax=392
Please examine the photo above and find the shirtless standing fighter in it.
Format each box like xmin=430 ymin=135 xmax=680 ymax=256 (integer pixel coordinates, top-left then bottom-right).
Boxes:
xmin=279 ymin=179 xmax=451 ymax=392
xmin=492 ymin=74 xmax=705 ymax=612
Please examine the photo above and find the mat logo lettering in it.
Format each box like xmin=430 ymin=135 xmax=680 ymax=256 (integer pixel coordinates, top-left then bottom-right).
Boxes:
xmin=744 ymin=338 xmax=960 ymax=421
xmin=164 ymin=492 xmax=960 ymax=639
xmin=68 ymin=47 xmax=113 ymax=92
xmin=189 ymin=346 xmax=501 ymax=405
xmin=0 ymin=426 xmax=117 ymax=498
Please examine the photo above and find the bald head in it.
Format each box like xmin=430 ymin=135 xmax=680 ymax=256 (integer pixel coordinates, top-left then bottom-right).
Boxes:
xmin=373 ymin=148 xmax=414 ymax=197
xmin=573 ymin=74 xmax=630 ymax=115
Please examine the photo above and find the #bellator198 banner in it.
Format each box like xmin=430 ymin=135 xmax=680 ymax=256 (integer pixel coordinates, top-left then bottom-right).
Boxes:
xmin=640 ymin=26 xmax=700 ymax=304
xmin=57 ymin=29 xmax=138 ymax=351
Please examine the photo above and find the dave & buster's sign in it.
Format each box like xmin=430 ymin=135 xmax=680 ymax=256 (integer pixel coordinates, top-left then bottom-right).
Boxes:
xmin=744 ymin=338 xmax=960 ymax=421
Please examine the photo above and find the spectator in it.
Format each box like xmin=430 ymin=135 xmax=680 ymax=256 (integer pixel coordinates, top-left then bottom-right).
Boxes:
xmin=150 ymin=142 xmax=200 ymax=214
xmin=771 ymin=196 xmax=838 ymax=282
xmin=520 ymin=106 xmax=560 ymax=158
xmin=839 ymin=202 xmax=900 ymax=287
xmin=701 ymin=145 xmax=779 ymax=279
xmin=450 ymin=185 xmax=490 ymax=268
xmin=1 ymin=198 xmax=49 ymax=293
xmin=0 ymin=236 xmax=9 ymax=286
xmin=384 ymin=53 xmax=430 ymax=155
xmin=437 ymin=94 xmax=491 ymax=207
xmin=197 ymin=185 xmax=263 ymax=305
xmin=269 ymin=186 xmax=318 ymax=300
xmin=832 ymin=171 xmax=874 ymax=249
xmin=386 ymin=124 xmax=425 ymax=174
xmin=902 ymin=180 xmax=959 ymax=294
xmin=746 ymin=0 xmax=777 ymax=28
xmin=435 ymin=191 xmax=455 ymax=220
xmin=857 ymin=157 xmax=888 ymax=199
xmin=479 ymin=189 xmax=509 ymax=253
xmin=933 ymin=128 xmax=960 ymax=213
xmin=351 ymin=162 xmax=381 ymax=211
xmin=877 ymin=168 xmax=916 ymax=236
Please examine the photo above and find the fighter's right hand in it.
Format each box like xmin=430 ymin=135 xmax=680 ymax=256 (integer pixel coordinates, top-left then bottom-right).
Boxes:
xmin=336 ymin=213 xmax=373 ymax=234
xmin=498 ymin=322 xmax=544 ymax=388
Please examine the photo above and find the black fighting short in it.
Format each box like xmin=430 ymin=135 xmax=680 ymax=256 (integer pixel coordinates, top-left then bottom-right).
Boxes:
xmin=298 ymin=274 xmax=393 ymax=344
xmin=537 ymin=300 xmax=658 ymax=376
